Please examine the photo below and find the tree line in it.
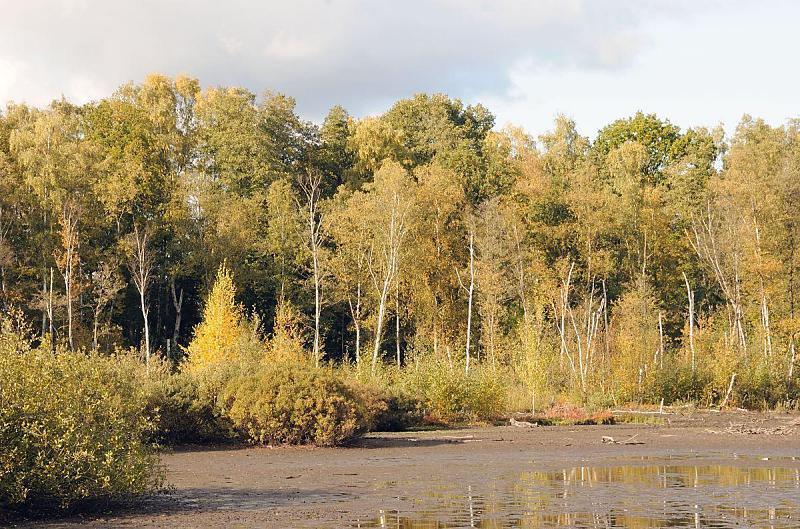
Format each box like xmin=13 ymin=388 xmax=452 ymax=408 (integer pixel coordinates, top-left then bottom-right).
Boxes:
xmin=1 ymin=73 xmax=798 ymax=405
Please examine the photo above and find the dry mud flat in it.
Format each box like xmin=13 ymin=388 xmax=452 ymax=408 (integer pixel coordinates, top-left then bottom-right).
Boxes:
xmin=18 ymin=410 xmax=800 ymax=528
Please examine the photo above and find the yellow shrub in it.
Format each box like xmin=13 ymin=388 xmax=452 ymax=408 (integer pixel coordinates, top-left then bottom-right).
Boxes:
xmin=222 ymin=363 xmax=368 ymax=446
xmin=264 ymin=300 xmax=310 ymax=365
xmin=401 ymin=353 xmax=507 ymax=423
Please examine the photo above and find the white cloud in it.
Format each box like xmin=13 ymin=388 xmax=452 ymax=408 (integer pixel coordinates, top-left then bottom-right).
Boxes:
xmin=481 ymin=0 xmax=800 ymax=138
xmin=264 ymin=32 xmax=321 ymax=61
xmin=219 ymin=36 xmax=245 ymax=56
xmin=0 ymin=0 xmax=796 ymax=134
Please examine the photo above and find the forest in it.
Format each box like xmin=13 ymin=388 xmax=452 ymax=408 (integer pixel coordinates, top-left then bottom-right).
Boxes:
xmin=1 ymin=73 xmax=800 ymax=512
xmin=1 ymin=72 xmax=798 ymax=403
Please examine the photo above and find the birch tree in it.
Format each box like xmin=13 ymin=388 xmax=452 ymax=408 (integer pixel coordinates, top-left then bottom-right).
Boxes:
xmin=359 ymin=161 xmax=415 ymax=373
xmin=297 ymin=169 xmax=326 ymax=366
xmin=126 ymin=225 xmax=155 ymax=363
xmin=54 ymin=205 xmax=80 ymax=350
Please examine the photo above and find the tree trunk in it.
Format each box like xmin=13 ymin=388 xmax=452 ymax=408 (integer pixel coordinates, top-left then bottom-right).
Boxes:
xmin=683 ymin=272 xmax=696 ymax=372
xmin=459 ymin=230 xmax=475 ymax=374
xmin=395 ymin=278 xmax=401 ymax=367
xmin=140 ymin=287 xmax=150 ymax=365
xmin=170 ymin=278 xmax=184 ymax=351
xmin=298 ymin=171 xmax=324 ymax=367
xmin=372 ymin=275 xmax=391 ymax=373
xmin=312 ymin=246 xmax=321 ymax=366
xmin=92 ymin=305 xmax=100 ymax=350
xmin=128 ymin=226 xmax=154 ymax=366
xmin=48 ymin=268 xmax=55 ymax=355
xmin=347 ymin=281 xmax=362 ymax=367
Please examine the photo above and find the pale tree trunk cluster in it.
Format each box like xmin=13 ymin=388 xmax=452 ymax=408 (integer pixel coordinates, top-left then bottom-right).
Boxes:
xmin=689 ymin=204 xmax=747 ymax=351
xmin=298 ymin=170 xmax=325 ymax=367
xmin=369 ymin=187 xmax=411 ymax=373
xmin=552 ymin=262 xmax=608 ymax=394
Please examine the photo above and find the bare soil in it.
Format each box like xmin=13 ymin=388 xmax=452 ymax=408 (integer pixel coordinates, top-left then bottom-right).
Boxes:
xmin=13 ymin=410 xmax=800 ymax=528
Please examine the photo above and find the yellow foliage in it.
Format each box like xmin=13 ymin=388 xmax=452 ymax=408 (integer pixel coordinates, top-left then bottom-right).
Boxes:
xmin=183 ymin=264 xmax=256 ymax=375
xmin=264 ymin=300 xmax=310 ymax=365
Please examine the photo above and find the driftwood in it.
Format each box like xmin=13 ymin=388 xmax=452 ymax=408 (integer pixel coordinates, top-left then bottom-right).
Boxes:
xmin=510 ymin=418 xmax=539 ymax=428
xmin=601 ymin=434 xmax=644 ymax=445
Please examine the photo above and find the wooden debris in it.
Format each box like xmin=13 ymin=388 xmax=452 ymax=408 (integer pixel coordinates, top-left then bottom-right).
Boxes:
xmin=602 ymin=434 xmax=644 ymax=445
xmin=510 ymin=418 xmax=539 ymax=428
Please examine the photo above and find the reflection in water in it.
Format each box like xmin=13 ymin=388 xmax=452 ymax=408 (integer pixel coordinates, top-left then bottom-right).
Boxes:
xmin=349 ymin=461 xmax=800 ymax=528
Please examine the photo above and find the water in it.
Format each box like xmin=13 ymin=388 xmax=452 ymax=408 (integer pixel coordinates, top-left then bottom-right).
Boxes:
xmin=348 ymin=459 xmax=800 ymax=528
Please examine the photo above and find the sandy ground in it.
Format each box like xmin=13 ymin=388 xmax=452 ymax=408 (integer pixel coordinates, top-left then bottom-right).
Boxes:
xmin=12 ymin=410 xmax=800 ymax=528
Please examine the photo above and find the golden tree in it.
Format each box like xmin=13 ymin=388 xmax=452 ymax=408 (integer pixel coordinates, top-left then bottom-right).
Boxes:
xmin=184 ymin=263 xmax=250 ymax=374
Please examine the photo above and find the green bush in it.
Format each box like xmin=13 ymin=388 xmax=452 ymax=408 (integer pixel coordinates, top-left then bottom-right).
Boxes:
xmin=402 ymin=355 xmax=507 ymax=423
xmin=349 ymin=383 xmax=424 ymax=432
xmin=644 ymin=361 xmax=711 ymax=405
xmin=0 ymin=344 xmax=163 ymax=514
xmin=222 ymin=363 xmax=368 ymax=446
xmin=144 ymin=370 xmax=234 ymax=445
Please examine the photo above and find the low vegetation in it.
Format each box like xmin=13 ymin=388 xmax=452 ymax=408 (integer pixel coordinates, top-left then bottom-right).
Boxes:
xmin=0 ymin=313 xmax=163 ymax=515
xmin=223 ymin=363 xmax=367 ymax=446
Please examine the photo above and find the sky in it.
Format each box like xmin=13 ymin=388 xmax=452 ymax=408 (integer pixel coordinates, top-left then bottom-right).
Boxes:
xmin=1 ymin=0 xmax=797 ymax=138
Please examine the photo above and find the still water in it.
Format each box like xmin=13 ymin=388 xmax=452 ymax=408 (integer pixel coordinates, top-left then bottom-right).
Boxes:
xmin=349 ymin=458 xmax=800 ymax=528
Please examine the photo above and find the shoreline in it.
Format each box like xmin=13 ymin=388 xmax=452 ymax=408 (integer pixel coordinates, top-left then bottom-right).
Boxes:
xmin=14 ymin=409 xmax=800 ymax=528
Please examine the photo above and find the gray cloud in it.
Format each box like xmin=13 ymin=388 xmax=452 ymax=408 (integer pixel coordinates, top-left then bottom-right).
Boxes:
xmin=0 ymin=0 xmax=715 ymax=120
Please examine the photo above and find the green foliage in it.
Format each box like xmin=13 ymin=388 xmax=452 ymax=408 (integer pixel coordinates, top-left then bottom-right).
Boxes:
xmin=401 ymin=354 xmax=507 ymax=423
xmin=347 ymin=381 xmax=424 ymax=432
xmin=144 ymin=370 xmax=234 ymax=445
xmin=0 ymin=339 xmax=162 ymax=513
xmin=593 ymin=112 xmax=682 ymax=181
xmin=222 ymin=363 xmax=368 ymax=446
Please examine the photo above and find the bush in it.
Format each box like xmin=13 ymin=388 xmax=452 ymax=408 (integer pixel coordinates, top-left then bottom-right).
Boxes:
xmin=222 ymin=363 xmax=368 ymax=446
xmin=644 ymin=361 xmax=710 ymax=405
xmin=524 ymin=403 xmax=614 ymax=425
xmin=402 ymin=355 xmax=507 ymax=423
xmin=349 ymin=383 xmax=424 ymax=431
xmin=0 ymin=344 xmax=163 ymax=514
xmin=144 ymin=370 xmax=234 ymax=445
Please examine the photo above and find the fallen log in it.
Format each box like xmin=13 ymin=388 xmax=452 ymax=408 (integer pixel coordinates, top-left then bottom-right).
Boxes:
xmin=602 ymin=434 xmax=644 ymax=445
xmin=510 ymin=417 xmax=539 ymax=428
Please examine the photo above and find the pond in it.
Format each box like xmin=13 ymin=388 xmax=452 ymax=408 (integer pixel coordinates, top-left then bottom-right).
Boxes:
xmin=347 ymin=458 xmax=800 ymax=528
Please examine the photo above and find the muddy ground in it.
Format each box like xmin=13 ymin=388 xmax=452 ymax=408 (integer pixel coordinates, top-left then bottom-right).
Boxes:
xmin=14 ymin=410 xmax=800 ymax=528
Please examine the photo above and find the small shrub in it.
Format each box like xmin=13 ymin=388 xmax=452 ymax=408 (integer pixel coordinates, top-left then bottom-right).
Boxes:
xmin=0 ymin=342 xmax=163 ymax=514
xmin=144 ymin=371 xmax=234 ymax=445
xmin=349 ymin=383 xmax=424 ymax=432
xmin=222 ymin=363 xmax=368 ymax=446
xmin=540 ymin=403 xmax=613 ymax=425
xmin=644 ymin=360 xmax=711 ymax=405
